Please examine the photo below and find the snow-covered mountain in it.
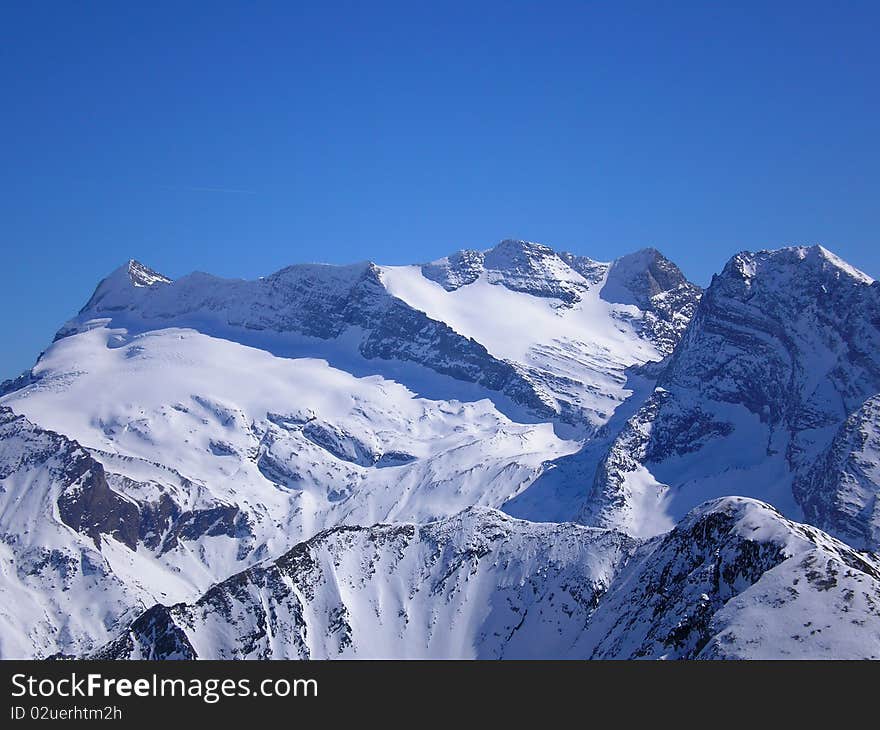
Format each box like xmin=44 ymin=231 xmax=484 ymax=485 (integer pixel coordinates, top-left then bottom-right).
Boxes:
xmin=586 ymin=245 xmax=880 ymax=542
xmin=93 ymin=498 xmax=880 ymax=660
xmin=794 ymin=395 xmax=880 ymax=550
xmin=1 ymin=238 xmax=878 ymax=659
xmin=383 ymin=241 xmax=699 ymax=429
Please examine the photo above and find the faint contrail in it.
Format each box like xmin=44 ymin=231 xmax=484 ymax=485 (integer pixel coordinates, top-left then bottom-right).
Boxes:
xmin=159 ymin=185 xmax=259 ymax=195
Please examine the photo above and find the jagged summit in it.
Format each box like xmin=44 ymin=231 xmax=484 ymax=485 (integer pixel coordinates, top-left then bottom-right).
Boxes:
xmin=484 ymin=238 xmax=558 ymax=264
xmin=481 ymin=239 xmax=590 ymax=304
xmin=125 ymin=259 xmax=172 ymax=287
xmin=56 ymin=241 xmax=704 ymax=429
xmin=589 ymin=241 xmax=880 ymax=544
xmin=601 ymin=247 xmax=696 ymax=307
xmin=719 ymin=243 xmax=874 ymax=288
xmin=382 ymin=240 xmax=702 ymax=425
xmin=2 ymin=238 xmax=880 ymax=660
xmin=489 ymin=237 xmax=554 ymax=254
xmin=420 ymin=239 xmax=581 ymax=295
xmin=92 ymin=496 xmax=880 ymax=659
xmin=420 ymin=239 xmax=699 ymax=310
xmin=89 ymin=241 xmax=697 ymax=316
xmin=103 ymin=259 xmax=171 ymax=290
xmin=80 ymin=259 xmax=171 ymax=313
xmin=810 ymin=244 xmax=875 ymax=283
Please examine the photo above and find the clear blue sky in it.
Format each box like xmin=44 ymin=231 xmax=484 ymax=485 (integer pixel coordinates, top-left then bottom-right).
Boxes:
xmin=2 ymin=1 xmax=879 ymax=379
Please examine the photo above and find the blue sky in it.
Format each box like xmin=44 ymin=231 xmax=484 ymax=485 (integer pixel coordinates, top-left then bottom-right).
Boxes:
xmin=2 ymin=1 xmax=878 ymax=379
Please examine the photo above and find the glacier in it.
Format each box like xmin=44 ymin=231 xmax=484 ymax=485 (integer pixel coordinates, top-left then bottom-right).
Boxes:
xmin=1 ymin=239 xmax=879 ymax=659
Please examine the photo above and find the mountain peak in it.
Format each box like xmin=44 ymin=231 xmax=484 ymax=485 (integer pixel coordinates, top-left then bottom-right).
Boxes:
xmin=486 ymin=238 xmax=556 ymax=259
xmin=481 ymin=239 xmax=591 ymax=304
xmin=79 ymin=260 xmax=171 ymax=313
xmin=123 ymin=259 xmax=172 ymax=288
xmin=723 ymin=244 xmax=873 ymax=287
xmin=609 ymin=247 xmax=676 ymax=278
xmin=420 ymin=239 xmax=575 ymax=295
xmin=809 ymin=244 xmax=874 ymax=283
xmin=601 ymin=246 xmax=696 ymax=307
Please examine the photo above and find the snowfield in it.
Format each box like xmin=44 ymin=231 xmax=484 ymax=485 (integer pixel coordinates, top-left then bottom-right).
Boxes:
xmin=1 ymin=239 xmax=879 ymax=659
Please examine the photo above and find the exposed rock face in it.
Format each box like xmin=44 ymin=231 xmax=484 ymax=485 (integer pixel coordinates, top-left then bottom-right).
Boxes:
xmin=0 ymin=405 xmax=263 ymax=656
xmin=81 ymin=259 xmax=172 ymax=313
xmin=0 ymin=407 xmax=139 ymax=550
xmin=582 ymin=497 xmax=880 ymax=659
xmin=92 ymin=604 xmax=196 ymax=660
xmin=1 ymin=407 xmax=249 ymax=555
xmin=663 ymin=246 xmax=880 ymax=421
xmin=402 ymin=240 xmax=702 ymax=429
xmin=420 ymin=242 xmax=700 ymax=356
xmin=352 ymin=284 xmax=549 ymax=415
xmin=601 ymin=248 xmax=702 ymax=356
xmin=481 ymin=239 xmax=589 ymax=304
xmin=423 ymin=241 xmax=592 ymax=303
xmin=59 ymin=259 xmax=553 ymax=418
xmin=93 ymin=508 xmax=635 ymax=659
xmin=589 ymin=246 xmax=880 ymax=544
xmin=794 ymin=394 xmax=880 ymax=550
xmin=94 ymin=499 xmax=880 ymax=660
xmin=4 ymin=240 xmax=880 ymax=660
xmin=0 ymin=407 xmax=143 ymax=657
xmin=557 ymin=251 xmax=608 ymax=287
xmin=53 ymin=240 xmax=703 ymax=434
xmin=0 ymin=370 xmax=39 ymax=398
xmin=421 ymin=249 xmax=485 ymax=291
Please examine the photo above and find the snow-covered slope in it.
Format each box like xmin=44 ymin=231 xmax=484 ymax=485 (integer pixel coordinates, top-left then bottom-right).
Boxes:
xmin=581 ymin=496 xmax=880 ymax=659
xmin=0 ymin=239 xmax=700 ymax=657
xmin=57 ymin=242 xmax=699 ymax=434
xmin=2 ymin=239 xmax=880 ymax=660
xmin=0 ymin=328 xmax=580 ymax=656
xmin=57 ymin=258 xmax=552 ymax=419
xmin=93 ymin=498 xmax=880 ymax=660
xmin=794 ymin=394 xmax=880 ymax=550
xmin=383 ymin=240 xmax=699 ymax=429
xmin=92 ymin=508 xmax=635 ymax=659
xmin=586 ymin=246 xmax=880 ymax=543
xmin=0 ymin=407 xmax=153 ymax=657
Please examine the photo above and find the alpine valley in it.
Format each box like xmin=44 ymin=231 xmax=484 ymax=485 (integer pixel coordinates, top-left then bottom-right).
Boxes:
xmin=2 ymin=239 xmax=880 ymax=659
